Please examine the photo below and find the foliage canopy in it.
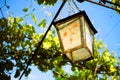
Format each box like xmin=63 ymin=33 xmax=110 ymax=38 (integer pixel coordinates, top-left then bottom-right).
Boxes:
xmin=0 ymin=0 xmax=120 ymax=80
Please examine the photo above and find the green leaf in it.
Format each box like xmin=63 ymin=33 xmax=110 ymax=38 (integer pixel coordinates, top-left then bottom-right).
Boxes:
xmin=37 ymin=0 xmax=44 ymax=5
xmin=23 ymin=7 xmax=28 ymax=12
xmin=0 ymin=18 xmax=8 ymax=27
xmin=15 ymin=17 xmax=23 ymax=22
xmin=38 ymin=19 xmax=47 ymax=28
xmin=37 ymin=0 xmax=57 ymax=5
xmin=14 ymin=69 xmax=20 ymax=78
xmin=0 ymin=74 xmax=10 ymax=80
xmin=6 ymin=61 xmax=14 ymax=71
xmin=6 ymin=5 xmax=10 ymax=9
xmin=25 ymin=68 xmax=31 ymax=76
xmin=69 ymin=76 xmax=78 ymax=80
xmin=0 ymin=62 xmax=5 ymax=73
xmin=31 ymin=14 xmax=37 ymax=24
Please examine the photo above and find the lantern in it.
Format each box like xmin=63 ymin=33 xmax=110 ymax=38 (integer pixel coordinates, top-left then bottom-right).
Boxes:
xmin=53 ymin=11 xmax=97 ymax=63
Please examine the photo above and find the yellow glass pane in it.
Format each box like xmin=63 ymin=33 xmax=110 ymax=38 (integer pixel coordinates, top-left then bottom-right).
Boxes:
xmin=84 ymin=18 xmax=93 ymax=53
xmin=72 ymin=48 xmax=91 ymax=62
xmin=59 ymin=20 xmax=81 ymax=51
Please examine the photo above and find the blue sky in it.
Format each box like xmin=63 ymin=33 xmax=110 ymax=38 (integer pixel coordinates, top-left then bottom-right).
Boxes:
xmin=0 ymin=0 xmax=120 ymax=80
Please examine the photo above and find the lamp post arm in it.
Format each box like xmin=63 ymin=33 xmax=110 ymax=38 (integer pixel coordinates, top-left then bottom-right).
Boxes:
xmin=86 ymin=0 xmax=120 ymax=12
xmin=18 ymin=1 xmax=67 ymax=80
xmin=105 ymin=0 xmax=120 ymax=7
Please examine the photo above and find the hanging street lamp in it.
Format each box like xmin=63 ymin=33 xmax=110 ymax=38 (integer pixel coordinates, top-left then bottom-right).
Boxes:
xmin=53 ymin=11 xmax=97 ymax=63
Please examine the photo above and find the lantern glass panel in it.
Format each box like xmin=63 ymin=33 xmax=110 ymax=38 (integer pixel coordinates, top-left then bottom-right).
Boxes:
xmin=58 ymin=19 xmax=82 ymax=51
xmin=72 ymin=48 xmax=91 ymax=62
xmin=84 ymin=17 xmax=94 ymax=54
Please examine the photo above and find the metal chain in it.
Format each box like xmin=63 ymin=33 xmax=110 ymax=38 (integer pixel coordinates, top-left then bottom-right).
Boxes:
xmin=72 ymin=0 xmax=81 ymax=12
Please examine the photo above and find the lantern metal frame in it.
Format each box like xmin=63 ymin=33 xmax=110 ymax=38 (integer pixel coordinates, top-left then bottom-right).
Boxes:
xmin=53 ymin=11 xmax=97 ymax=62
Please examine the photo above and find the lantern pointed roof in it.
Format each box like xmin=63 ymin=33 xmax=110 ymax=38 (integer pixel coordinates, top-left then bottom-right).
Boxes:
xmin=53 ymin=11 xmax=97 ymax=34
